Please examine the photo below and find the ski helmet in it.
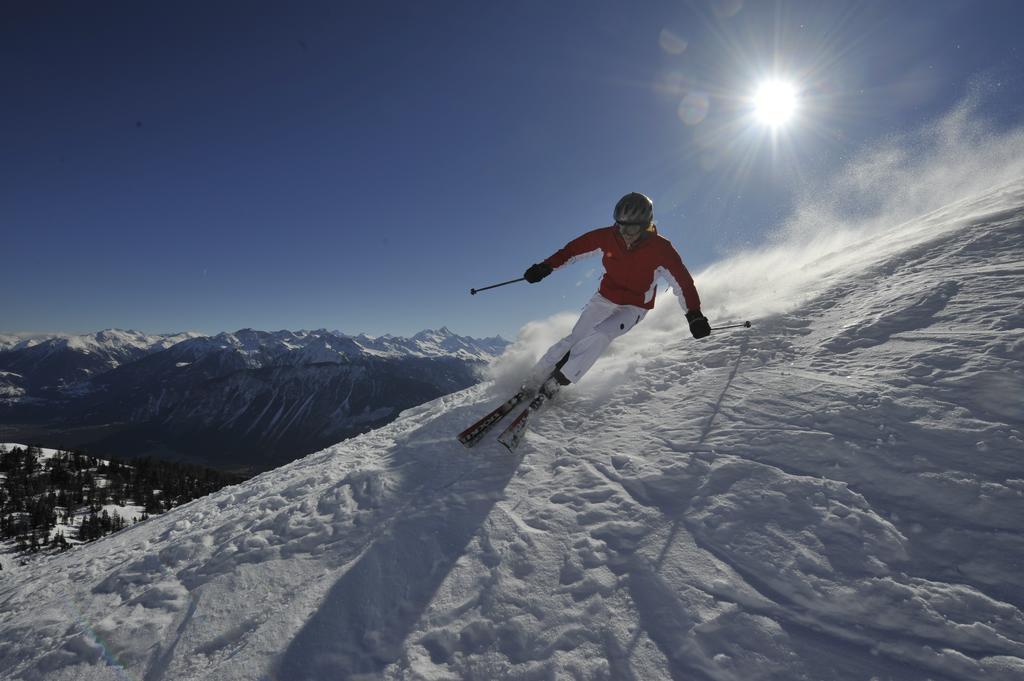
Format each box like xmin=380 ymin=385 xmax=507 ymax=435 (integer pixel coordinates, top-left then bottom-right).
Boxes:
xmin=613 ymin=192 xmax=654 ymax=227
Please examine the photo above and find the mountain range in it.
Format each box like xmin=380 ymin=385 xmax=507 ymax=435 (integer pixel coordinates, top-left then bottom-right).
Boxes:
xmin=0 ymin=327 xmax=508 ymax=472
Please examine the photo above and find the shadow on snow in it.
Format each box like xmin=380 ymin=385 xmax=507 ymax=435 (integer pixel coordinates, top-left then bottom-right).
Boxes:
xmin=273 ymin=402 xmax=520 ymax=680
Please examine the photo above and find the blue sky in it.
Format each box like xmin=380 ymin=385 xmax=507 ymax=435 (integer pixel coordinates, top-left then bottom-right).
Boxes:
xmin=3 ymin=0 xmax=1022 ymax=339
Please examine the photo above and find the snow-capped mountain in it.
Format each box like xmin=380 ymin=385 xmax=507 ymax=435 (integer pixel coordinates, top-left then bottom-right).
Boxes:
xmin=156 ymin=327 xmax=508 ymax=367
xmin=0 ymin=329 xmax=200 ymax=397
xmin=0 ymin=334 xmax=37 ymax=352
xmin=354 ymin=327 xmax=510 ymax=360
xmin=0 ymin=328 xmax=510 ymax=470
xmin=0 ymin=328 xmax=502 ymax=399
xmin=1 ymin=182 xmax=1020 ymax=680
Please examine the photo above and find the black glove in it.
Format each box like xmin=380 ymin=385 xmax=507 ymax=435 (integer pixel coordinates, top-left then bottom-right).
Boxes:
xmin=524 ymin=263 xmax=553 ymax=284
xmin=686 ymin=310 xmax=710 ymax=339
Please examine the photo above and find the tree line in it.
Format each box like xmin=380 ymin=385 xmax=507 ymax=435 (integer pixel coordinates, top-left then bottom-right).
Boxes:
xmin=0 ymin=444 xmax=245 ymax=558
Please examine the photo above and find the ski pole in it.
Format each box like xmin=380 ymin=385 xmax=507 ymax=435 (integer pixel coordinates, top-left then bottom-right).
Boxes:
xmin=711 ymin=321 xmax=752 ymax=331
xmin=470 ymin=277 xmax=526 ymax=295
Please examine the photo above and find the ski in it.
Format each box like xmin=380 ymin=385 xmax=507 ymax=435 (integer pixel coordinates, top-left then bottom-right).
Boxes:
xmin=457 ymin=387 xmax=532 ymax=448
xmin=497 ymin=381 xmax=560 ymax=453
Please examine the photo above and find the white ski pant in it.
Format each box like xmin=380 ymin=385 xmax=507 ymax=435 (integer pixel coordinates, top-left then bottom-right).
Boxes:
xmin=536 ymin=293 xmax=648 ymax=384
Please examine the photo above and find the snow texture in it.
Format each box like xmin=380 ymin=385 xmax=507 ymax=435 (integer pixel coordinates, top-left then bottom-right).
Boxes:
xmin=0 ymin=179 xmax=1020 ymax=680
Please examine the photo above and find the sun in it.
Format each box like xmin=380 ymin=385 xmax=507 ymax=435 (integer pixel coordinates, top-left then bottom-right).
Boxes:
xmin=752 ymin=79 xmax=799 ymax=128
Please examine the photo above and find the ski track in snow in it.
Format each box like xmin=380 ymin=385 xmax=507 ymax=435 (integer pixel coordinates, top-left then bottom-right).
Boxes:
xmin=1 ymin=184 xmax=1023 ymax=681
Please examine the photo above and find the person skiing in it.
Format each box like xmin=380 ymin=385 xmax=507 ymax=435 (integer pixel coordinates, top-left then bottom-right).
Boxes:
xmin=523 ymin=192 xmax=710 ymax=394
xmin=456 ymin=192 xmax=710 ymax=451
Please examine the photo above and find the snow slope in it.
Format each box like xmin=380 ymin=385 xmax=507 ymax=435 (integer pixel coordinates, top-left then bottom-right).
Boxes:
xmin=0 ymin=181 xmax=1022 ymax=680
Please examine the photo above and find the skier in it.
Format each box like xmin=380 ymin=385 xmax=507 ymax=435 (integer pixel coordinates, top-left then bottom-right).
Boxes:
xmin=523 ymin=192 xmax=710 ymax=394
xmin=457 ymin=192 xmax=710 ymax=451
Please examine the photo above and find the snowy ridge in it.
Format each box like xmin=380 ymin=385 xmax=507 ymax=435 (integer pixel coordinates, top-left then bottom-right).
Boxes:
xmin=0 ymin=329 xmax=199 ymax=357
xmin=0 ymin=182 xmax=1022 ymax=680
xmin=0 ymin=335 xmax=36 ymax=352
xmin=0 ymin=329 xmax=201 ymax=397
xmin=352 ymin=327 xmax=510 ymax=361
xmin=61 ymin=329 xmax=199 ymax=356
xmin=164 ymin=327 xmax=509 ymax=366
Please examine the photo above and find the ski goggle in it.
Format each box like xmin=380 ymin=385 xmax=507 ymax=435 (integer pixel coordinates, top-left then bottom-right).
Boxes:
xmin=617 ymin=221 xmax=650 ymax=237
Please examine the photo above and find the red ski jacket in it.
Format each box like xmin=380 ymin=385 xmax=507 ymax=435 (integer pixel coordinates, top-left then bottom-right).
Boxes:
xmin=543 ymin=226 xmax=701 ymax=313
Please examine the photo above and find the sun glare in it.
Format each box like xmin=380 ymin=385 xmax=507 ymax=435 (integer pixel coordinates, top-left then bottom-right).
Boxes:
xmin=752 ymin=79 xmax=798 ymax=128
